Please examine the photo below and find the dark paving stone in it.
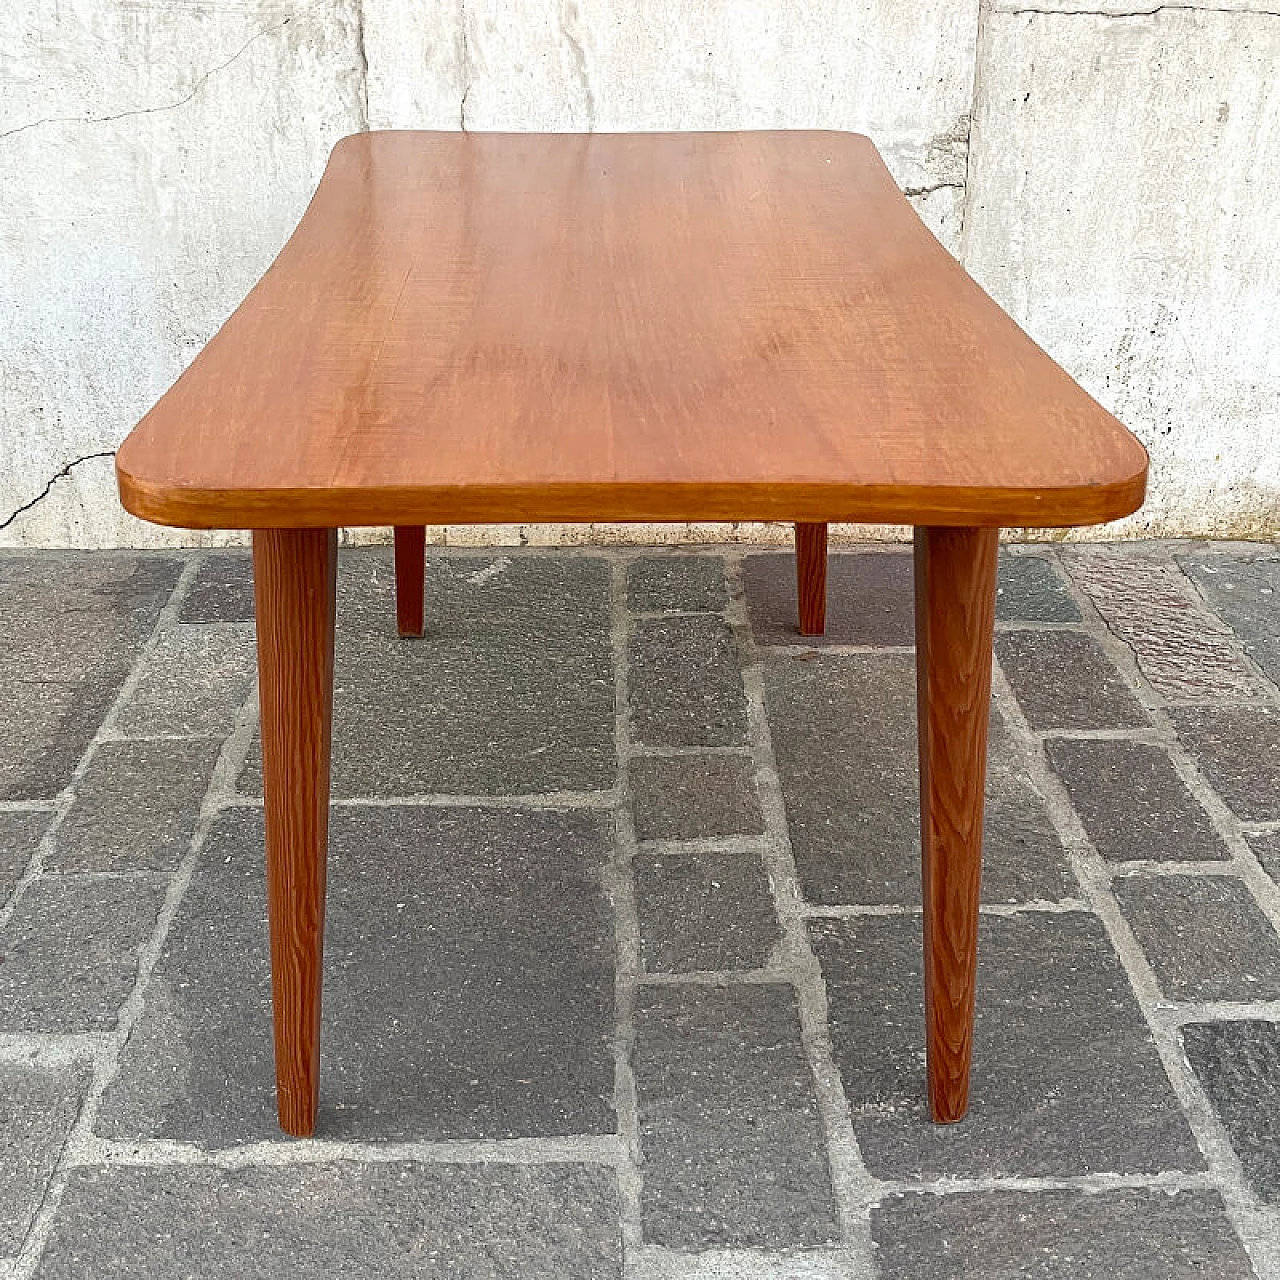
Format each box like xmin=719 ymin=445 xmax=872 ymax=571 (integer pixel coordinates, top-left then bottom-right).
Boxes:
xmin=634 ymin=850 xmax=779 ymax=971
xmin=1171 ymin=706 xmax=1280 ymax=823
xmin=872 ymin=1187 xmax=1255 ymax=1279
xmin=765 ymin=652 xmax=916 ymax=905
xmin=629 ymin=754 xmax=763 ymax=842
xmin=765 ymin=654 xmax=1075 ymax=905
xmin=812 ymin=912 xmax=1200 ymax=1179
xmin=1183 ymin=1019 xmax=1280 ymax=1205
xmin=982 ymin=756 xmax=1080 ymax=906
xmin=633 ymin=983 xmax=837 ymax=1248
xmin=1045 ymin=738 xmax=1228 ymax=863
xmin=48 ymin=739 xmax=220 ymax=872
xmin=744 ymin=551 xmax=914 ymax=647
xmin=627 ymin=555 xmax=728 ymax=613
xmin=0 ymin=1061 xmax=90 ymax=1252
xmin=0 ymin=878 xmax=163 ymax=1032
xmin=38 ymin=1162 xmax=621 ymax=1279
xmin=1249 ymin=831 xmax=1280 ymax=886
xmin=0 ymin=809 xmax=47 ymax=903
xmin=115 ymin=623 xmax=256 ymax=738
xmin=1067 ymin=551 xmax=1261 ymax=701
xmin=629 ymin=616 xmax=747 ymax=749
xmin=0 ymin=554 xmax=180 ymax=800
xmin=179 ymin=553 xmax=254 ymax=623
xmin=996 ymin=553 xmax=1081 ymax=623
xmin=995 ymin=631 xmax=1147 ymax=730
xmin=242 ymin=551 xmax=615 ymax=797
xmin=1178 ymin=551 xmax=1280 ymax=687
xmin=1114 ymin=874 xmax=1280 ymax=1002
xmin=100 ymin=805 xmax=615 ymax=1145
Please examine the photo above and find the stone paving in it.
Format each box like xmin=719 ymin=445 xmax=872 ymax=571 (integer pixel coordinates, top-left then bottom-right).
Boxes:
xmin=1 ymin=540 xmax=1279 ymax=1278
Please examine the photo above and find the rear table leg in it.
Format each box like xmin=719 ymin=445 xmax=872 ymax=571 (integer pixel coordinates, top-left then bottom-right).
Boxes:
xmin=253 ymin=527 xmax=338 ymax=1137
xmin=394 ymin=526 xmax=426 ymax=637
xmin=913 ymin=525 xmax=998 ymax=1123
xmin=795 ymin=522 xmax=828 ymax=636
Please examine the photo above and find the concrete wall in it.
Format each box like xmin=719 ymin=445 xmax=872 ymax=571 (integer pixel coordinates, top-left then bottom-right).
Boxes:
xmin=2 ymin=0 xmax=1276 ymax=548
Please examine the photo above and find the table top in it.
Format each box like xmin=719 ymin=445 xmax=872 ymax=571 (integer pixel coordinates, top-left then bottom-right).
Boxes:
xmin=116 ymin=130 xmax=1147 ymax=531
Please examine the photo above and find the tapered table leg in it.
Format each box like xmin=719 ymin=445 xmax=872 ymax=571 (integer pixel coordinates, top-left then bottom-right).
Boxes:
xmin=795 ymin=522 xmax=828 ymax=636
xmin=393 ymin=526 xmax=426 ymax=637
xmin=913 ymin=525 xmax=998 ymax=1123
xmin=252 ymin=527 xmax=338 ymax=1137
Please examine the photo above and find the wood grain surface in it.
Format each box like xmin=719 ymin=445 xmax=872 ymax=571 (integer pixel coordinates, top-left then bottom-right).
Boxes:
xmin=253 ymin=527 xmax=338 ymax=1137
xmin=116 ymin=131 xmax=1147 ymax=531
xmin=914 ymin=524 xmax=998 ymax=1124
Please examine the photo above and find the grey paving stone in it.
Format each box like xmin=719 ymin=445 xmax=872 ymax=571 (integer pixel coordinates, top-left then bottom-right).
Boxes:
xmin=47 ymin=739 xmax=220 ymax=872
xmin=634 ymin=850 xmax=779 ymax=971
xmin=1183 ymin=1019 xmax=1280 ymax=1205
xmin=995 ymin=630 xmax=1148 ymax=730
xmin=1066 ymin=551 xmax=1261 ymax=701
xmin=0 ymin=554 xmax=180 ymax=800
xmin=996 ymin=552 xmax=1082 ymax=623
xmin=629 ymin=616 xmax=747 ymax=749
xmin=0 ymin=810 xmax=46 ymax=903
xmin=765 ymin=653 xmax=1076 ymax=905
xmin=629 ymin=754 xmax=763 ymax=842
xmin=115 ymin=623 xmax=255 ymax=738
xmin=179 ymin=553 xmax=254 ymax=623
xmin=0 ymin=878 xmax=163 ymax=1032
xmin=744 ymin=551 xmax=914 ymax=647
xmin=99 ymin=805 xmax=615 ymax=1145
xmin=1170 ymin=705 xmax=1280 ymax=823
xmin=982 ymin=758 xmax=1080 ymax=906
xmin=627 ymin=555 xmax=728 ymax=613
xmin=872 ymin=1188 xmax=1255 ymax=1279
xmin=1114 ymin=874 xmax=1280 ymax=1002
xmin=0 ymin=1061 xmax=90 ymax=1252
xmin=241 ymin=551 xmax=616 ymax=797
xmin=633 ymin=983 xmax=838 ymax=1248
xmin=37 ymin=1162 xmax=621 ymax=1279
xmin=811 ymin=912 xmax=1200 ymax=1179
xmin=1178 ymin=550 xmax=1280 ymax=687
xmin=1045 ymin=738 xmax=1228 ymax=863
xmin=1248 ymin=831 xmax=1280 ymax=885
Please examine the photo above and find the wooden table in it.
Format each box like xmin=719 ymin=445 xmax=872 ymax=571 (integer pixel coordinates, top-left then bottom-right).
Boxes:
xmin=116 ymin=131 xmax=1147 ymax=1138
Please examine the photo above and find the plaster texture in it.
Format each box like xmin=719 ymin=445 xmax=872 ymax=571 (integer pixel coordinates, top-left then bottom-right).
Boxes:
xmin=2 ymin=1 xmax=1277 ymax=546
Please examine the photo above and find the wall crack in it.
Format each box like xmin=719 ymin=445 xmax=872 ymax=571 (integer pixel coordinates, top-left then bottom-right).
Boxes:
xmin=0 ymin=16 xmax=297 ymax=144
xmin=958 ymin=0 xmax=991 ymax=262
xmin=353 ymin=0 xmax=370 ymax=130
xmin=559 ymin=2 xmax=596 ymax=130
xmin=0 ymin=452 xmax=116 ymax=532
xmin=996 ymin=3 xmax=1280 ymax=17
xmin=459 ymin=0 xmax=472 ymax=130
xmin=903 ymin=181 xmax=965 ymax=198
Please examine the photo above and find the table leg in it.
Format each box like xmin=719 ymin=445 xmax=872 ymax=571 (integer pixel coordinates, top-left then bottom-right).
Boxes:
xmin=393 ymin=526 xmax=426 ymax=637
xmin=252 ymin=528 xmax=338 ymax=1137
xmin=913 ymin=525 xmax=998 ymax=1123
xmin=795 ymin=522 xmax=828 ymax=636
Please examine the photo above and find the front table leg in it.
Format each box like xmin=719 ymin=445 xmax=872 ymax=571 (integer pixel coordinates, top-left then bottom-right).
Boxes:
xmin=913 ymin=526 xmax=998 ymax=1123
xmin=252 ymin=528 xmax=338 ymax=1137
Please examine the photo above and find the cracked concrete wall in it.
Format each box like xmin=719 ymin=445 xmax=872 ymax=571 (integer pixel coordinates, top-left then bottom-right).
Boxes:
xmin=966 ymin=2 xmax=1280 ymax=539
xmin=1 ymin=0 xmax=1276 ymax=546
xmin=0 ymin=0 xmax=366 ymax=547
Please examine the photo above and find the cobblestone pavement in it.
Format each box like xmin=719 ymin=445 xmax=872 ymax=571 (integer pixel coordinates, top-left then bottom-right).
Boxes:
xmin=2 ymin=541 xmax=1279 ymax=1278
